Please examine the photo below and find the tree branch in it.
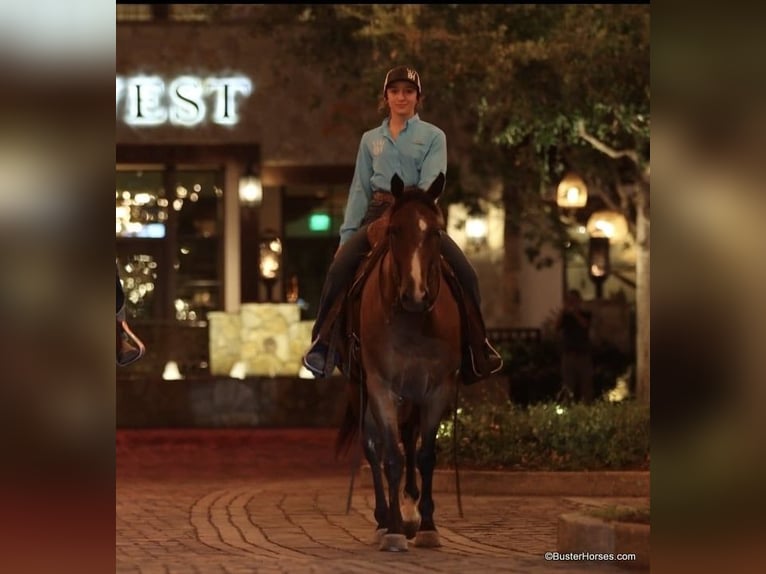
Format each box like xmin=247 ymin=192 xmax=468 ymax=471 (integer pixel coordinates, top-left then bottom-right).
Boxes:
xmin=575 ymin=119 xmax=640 ymax=163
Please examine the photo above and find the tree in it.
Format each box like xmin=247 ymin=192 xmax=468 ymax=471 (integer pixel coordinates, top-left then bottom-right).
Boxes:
xmin=253 ymin=5 xmax=650 ymax=401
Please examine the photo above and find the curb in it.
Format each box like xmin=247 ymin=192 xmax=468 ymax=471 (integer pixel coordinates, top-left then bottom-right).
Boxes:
xmin=558 ymin=513 xmax=650 ymax=569
xmin=358 ymin=466 xmax=649 ymax=497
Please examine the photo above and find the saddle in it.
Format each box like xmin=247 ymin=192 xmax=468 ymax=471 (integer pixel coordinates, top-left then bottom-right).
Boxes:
xmin=315 ymin=214 xmax=391 ymax=382
xmin=318 ymin=215 xmax=480 ymax=385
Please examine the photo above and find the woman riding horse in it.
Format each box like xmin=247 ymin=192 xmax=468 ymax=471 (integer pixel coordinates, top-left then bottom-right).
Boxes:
xmin=302 ymin=65 xmax=502 ymax=383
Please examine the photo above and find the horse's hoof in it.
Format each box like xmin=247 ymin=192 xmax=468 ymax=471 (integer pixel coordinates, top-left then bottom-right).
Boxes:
xmin=403 ymin=520 xmax=420 ymax=540
xmin=414 ymin=530 xmax=441 ymax=548
xmin=400 ymin=499 xmax=421 ymax=540
xmin=379 ymin=533 xmax=408 ymax=552
xmin=372 ymin=528 xmax=387 ymax=545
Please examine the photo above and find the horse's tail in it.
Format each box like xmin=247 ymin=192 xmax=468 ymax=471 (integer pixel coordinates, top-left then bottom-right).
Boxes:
xmin=335 ymin=382 xmax=365 ymax=459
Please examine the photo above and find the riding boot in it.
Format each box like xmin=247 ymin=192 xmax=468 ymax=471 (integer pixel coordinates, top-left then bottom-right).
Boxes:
xmin=461 ymin=295 xmax=504 ymax=384
xmin=438 ymin=234 xmax=503 ymax=384
xmin=303 ymin=228 xmax=371 ymax=378
xmin=302 ymin=288 xmax=340 ymax=378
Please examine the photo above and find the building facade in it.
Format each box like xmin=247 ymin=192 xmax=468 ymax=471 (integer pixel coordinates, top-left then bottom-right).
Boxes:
xmin=116 ymin=6 xmax=566 ymax=380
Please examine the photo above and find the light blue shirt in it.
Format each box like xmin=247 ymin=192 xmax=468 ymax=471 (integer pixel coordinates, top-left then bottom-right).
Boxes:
xmin=339 ymin=114 xmax=447 ymax=245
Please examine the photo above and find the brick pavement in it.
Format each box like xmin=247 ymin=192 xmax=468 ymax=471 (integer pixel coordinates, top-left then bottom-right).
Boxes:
xmin=117 ymin=429 xmax=645 ymax=573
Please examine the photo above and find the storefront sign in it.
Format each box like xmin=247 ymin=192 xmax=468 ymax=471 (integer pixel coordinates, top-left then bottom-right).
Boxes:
xmin=116 ymin=75 xmax=253 ymax=127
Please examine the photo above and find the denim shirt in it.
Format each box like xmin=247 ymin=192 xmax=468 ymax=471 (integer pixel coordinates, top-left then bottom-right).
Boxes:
xmin=339 ymin=114 xmax=447 ymax=245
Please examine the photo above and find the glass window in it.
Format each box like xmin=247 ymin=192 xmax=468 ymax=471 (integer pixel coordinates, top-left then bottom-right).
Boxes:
xmin=173 ymin=169 xmax=224 ymax=323
xmin=116 ymin=166 xmax=224 ymax=379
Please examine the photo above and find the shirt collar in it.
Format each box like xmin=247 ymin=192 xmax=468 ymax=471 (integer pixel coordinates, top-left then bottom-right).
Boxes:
xmin=382 ymin=113 xmax=420 ymax=136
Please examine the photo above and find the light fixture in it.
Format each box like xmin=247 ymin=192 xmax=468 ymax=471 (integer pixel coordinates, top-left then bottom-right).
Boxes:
xmin=464 ymin=202 xmax=489 ymax=253
xmin=229 ymin=360 xmax=247 ymax=380
xmin=162 ymin=360 xmax=183 ymax=380
xmin=259 ymin=231 xmax=282 ymax=302
xmin=238 ymin=165 xmax=262 ymax=206
xmin=556 ymin=172 xmax=588 ymax=209
xmin=586 ymin=210 xmax=629 ymax=243
xmin=465 ymin=213 xmax=489 ymax=243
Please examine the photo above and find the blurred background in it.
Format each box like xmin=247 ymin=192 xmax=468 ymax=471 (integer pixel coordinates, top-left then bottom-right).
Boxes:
xmin=1 ymin=2 xmax=765 ymax=573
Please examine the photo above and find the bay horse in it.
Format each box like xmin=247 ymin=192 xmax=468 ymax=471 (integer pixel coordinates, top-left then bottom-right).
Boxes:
xmin=336 ymin=172 xmax=462 ymax=552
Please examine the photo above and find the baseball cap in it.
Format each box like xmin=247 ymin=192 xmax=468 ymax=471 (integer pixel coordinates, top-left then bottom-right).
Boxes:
xmin=383 ymin=66 xmax=421 ymax=94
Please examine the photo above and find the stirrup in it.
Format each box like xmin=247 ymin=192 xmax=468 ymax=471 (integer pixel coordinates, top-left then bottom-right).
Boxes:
xmin=117 ymin=320 xmax=146 ymax=367
xmin=468 ymin=339 xmax=504 ymax=378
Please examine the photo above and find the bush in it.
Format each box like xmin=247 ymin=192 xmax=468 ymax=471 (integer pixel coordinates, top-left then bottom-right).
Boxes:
xmin=436 ymin=399 xmax=649 ymax=471
xmin=497 ymin=337 xmax=635 ymax=405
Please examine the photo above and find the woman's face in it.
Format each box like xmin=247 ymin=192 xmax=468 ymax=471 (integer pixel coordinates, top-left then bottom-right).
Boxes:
xmin=385 ymin=81 xmax=419 ymax=118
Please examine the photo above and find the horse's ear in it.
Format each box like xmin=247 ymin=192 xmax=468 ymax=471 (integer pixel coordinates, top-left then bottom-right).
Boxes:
xmin=391 ymin=174 xmax=404 ymax=199
xmin=427 ymin=173 xmax=446 ymax=202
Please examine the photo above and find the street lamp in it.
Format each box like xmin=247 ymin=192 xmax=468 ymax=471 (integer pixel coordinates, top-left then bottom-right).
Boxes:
xmin=585 ymin=210 xmax=628 ymax=299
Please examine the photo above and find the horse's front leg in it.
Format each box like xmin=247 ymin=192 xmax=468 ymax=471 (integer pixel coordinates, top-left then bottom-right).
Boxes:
xmin=414 ymin=383 xmax=455 ymax=548
xmin=361 ymin=412 xmax=388 ymax=543
xmin=366 ymin=377 xmax=407 ymax=552
xmin=400 ymin=412 xmax=421 ymax=540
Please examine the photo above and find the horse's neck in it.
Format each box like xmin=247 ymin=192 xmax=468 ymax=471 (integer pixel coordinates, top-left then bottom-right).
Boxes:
xmin=378 ymin=251 xmax=396 ymax=307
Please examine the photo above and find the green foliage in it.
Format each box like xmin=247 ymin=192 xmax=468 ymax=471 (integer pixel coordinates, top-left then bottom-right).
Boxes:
xmin=437 ymin=400 xmax=649 ymax=471
xmin=255 ymin=5 xmax=650 ymax=267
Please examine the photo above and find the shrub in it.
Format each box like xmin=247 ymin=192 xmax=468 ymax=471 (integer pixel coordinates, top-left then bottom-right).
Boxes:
xmin=496 ymin=337 xmax=635 ymax=405
xmin=436 ymin=399 xmax=649 ymax=471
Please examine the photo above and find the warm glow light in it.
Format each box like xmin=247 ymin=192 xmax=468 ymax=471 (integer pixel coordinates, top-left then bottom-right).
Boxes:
xmin=586 ymin=210 xmax=629 ymax=242
xmin=229 ymin=361 xmax=247 ymax=380
xmin=239 ymin=174 xmax=262 ymax=206
xmin=260 ymin=252 xmax=280 ymax=279
xmin=556 ymin=173 xmax=588 ymax=208
xmin=133 ymin=192 xmax=153 ymax=205
xmin=162 ymin=360 xmax=183 ymax=380
xmin=590 ymin=263 xmax=607 ymax=277
xmin=465 ymin=215 xmax=489 ymax=241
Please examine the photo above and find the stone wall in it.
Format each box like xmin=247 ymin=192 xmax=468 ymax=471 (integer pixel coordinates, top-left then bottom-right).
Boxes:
xmin=209 ymin=303 xmax=313 ymax=377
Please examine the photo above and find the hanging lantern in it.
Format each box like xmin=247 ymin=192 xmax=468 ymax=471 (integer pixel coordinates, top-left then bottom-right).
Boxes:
xmin=556 ymin=172 xmax=588 ymax=209
xmin=238 ymin=165 xmax=263 ymax=206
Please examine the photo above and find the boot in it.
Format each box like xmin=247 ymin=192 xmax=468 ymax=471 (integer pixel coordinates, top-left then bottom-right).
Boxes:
xmin=461 ymin=299 xmax=504 ymax=385
xmin=302 ymin=338 xmax=336 ymax=378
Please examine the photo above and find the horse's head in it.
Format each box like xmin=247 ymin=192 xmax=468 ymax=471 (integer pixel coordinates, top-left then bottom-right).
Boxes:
xmin=387 ymin=173 xmax=446 ymax=313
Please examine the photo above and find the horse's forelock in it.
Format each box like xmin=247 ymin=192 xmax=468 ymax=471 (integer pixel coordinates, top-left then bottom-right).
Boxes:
xmin=389 ymin=189 xmax=444 ymax=228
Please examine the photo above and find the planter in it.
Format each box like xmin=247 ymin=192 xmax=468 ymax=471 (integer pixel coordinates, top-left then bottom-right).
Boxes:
xmin=558 ymin=512 xmax=649 ymax=569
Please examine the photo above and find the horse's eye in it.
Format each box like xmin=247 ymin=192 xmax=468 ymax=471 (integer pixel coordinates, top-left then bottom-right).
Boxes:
xmin=388 ymin=225 xmax=400 ymax=237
